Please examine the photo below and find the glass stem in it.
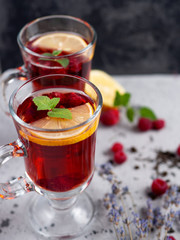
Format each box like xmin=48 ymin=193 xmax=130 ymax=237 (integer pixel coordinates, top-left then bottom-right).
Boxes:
xmin=48 ymin=195 xmax=77 ymax=210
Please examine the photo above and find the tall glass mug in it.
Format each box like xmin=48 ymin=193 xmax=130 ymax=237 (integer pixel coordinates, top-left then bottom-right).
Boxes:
xmin=0 ymin=15 xmax=97 ymax=114
xmin=0 ymin=74 xmax=102 ymax=238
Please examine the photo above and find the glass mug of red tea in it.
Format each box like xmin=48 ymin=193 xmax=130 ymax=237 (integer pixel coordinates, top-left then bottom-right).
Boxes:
xmin=0 ymin=74 xmax=102 ymax=238
xmin=0 ymin=15 xmax=96 ymax=113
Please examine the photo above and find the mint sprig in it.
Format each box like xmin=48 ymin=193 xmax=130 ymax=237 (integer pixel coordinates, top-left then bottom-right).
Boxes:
xmin=114 ymin=91 xmax=131 ymax=107
xmin=33 ymin=96 xmax=72 ymax=119
xmin=39 ymin=50 xmax=69 ymax=68
xmin=47 ymin=108 xmax=72 ymax=119
xmin=114 ymin=91 xmax=157 ymax=122
xmin=33 ymin=96 xmax=60 ymax=110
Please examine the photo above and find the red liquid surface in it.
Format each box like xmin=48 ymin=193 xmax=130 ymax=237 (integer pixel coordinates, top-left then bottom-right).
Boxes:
xmin=17 ymin=91 xmax=97 ymax=192
xmin=24 ymin=33 xmax=92 ymax=87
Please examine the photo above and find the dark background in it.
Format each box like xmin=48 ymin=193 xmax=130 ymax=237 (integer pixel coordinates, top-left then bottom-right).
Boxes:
xmin=0 ymin=0 xmax=180 ymax=74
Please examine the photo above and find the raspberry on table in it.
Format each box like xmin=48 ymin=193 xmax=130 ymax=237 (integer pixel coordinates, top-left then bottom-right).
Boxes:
xmin=111 ymin=142 xmax=123 ymax=153
xmin=138 ymin=117 xmax=152 ymax=131
xmin=100 ymin=109 xmax=120 ymax=126
xmin=176 ymin=145 xmax=180 ymax=156
xmin=153 ymin=119 xmax=165 ymax=130
xmin=114 ymin=151 xmax=127 ymax=164
xmin=151 ymin=178 xmax=168 ymax=196
xmin=167 ymin=236 xmax=176 ymax=240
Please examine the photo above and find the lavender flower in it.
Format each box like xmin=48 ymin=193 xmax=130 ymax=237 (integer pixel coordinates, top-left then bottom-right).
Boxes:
xmin=116 ymin=226 xmax=125 ymax=237
xmin=163 ymin=185 xmax=180 ymax=209
xmin=112 ymin=183 xmax=120 ymax=195
xmin=132 ymin=212 xmax=149 ymax=238
xmin=122 ymin=186 xmax=129 ymax=194
xmin=175 ymin=209 xmax=180 ymax=221
xmin=119 ymin=206 xmax=124 ymax=216
xmin=153 ymin=207 xmax=165 ymax=228
xmin=103 ymin=193 xmax=117 ymax=209
xmin=98 ymin=162 xmax=113 ymax=176
xmin=108 ymin=208 xmax=120 ymax=225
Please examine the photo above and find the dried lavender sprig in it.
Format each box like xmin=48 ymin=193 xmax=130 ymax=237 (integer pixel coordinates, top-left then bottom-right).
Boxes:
xmin=97 ymin=162 xmax=180 ymax=239
xmin=132 ymin=212 xmax=149 ymax=239
xmin=98 ymin=163 xmax=135 ymax=239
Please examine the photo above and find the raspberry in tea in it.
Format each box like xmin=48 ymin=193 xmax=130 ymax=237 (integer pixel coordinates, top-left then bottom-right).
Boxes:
xmin=25 ymin=32 xmax=92 ymax=86
xmin=17 ymin=89 xmax=98 ymax=192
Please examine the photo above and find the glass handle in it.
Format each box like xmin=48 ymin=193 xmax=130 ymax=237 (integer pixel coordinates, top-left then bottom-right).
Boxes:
xmin=0 ymin=139 xmax=34 ymax=199
xmin=0 ymin=66 xmax=27 ymax=115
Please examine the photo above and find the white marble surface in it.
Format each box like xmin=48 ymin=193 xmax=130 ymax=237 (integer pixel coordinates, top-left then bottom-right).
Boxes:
xmin=0 ymin=74 xmax=179 ymax=239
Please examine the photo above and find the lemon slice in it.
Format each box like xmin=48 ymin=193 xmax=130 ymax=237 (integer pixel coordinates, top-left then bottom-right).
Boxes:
xmin=31 ymin=103 xmax=93 ymax=138
xmin=87 ymin=70 xmax=125 ymax=109
xmin=32 ymin=32 xmax=87 ymax=53
xmin=19 ymin=103 xmax=99 ymax=146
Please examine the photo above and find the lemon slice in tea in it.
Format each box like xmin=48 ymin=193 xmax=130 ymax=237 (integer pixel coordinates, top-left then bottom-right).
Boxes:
xmin=19 ymin=103 xmax=98 ymax=146
xmin=88 ymin=70 xmax=125 ymax=109
xmin=32 ymin=32 xmax=88 ymax=53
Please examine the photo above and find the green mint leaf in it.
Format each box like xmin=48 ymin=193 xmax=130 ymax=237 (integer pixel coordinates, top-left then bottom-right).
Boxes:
xmin=42 ymin=52 xmax=54 ymax=57
xmin=114 ymin=91 xmax=122 ymax=107
xmin=47 ymin=108 xmax=72 ymax=119
xmin=52 ymin=50 xmax=62 ymax=56
xmin=56 ymin=58 xmax=69 ymax=68
xmin=114 ymin=91 xmax=131 ymax=107
xmin=126 ymin=107 xmax=135 ymax=122
xmin=121 ymin=93 xmax=131 ymax=107
xmin=139 ymin=107 xmax=157 ymax=120
xmin=49 ymin=98 xmax=60 ymax=109
xmin=33 ymin=96 xmax=60 ymax=111
xmin=39 ymin=53 xmax=54 ymax=61
xmin=33 ymin=96 xmax=52 ymax=110
xmin=39 ymin=58 xmax=52 ymax=61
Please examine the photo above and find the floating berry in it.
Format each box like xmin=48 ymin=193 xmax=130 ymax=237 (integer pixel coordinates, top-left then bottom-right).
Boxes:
xmin=100 ymin=109 xmax=120 ymax=126
xmin=114 ymin=151 xmax=127 ymax=164
xmin=111 ymin=142 xmax=123 ymax=153
xmin=177 ymin=145 xmax=180 ymax=156
xmin=153 ymin=119 xmax=165 ymax=130
xmin=151 ymin=178 xmax=168 ymax=196
xmin=138 ymin=117 xmax=152 ymax=131
xmin=69 ymin=57 xmax=82 ymax=73
xmin=65 ymin=92 xmax=86 ymax=107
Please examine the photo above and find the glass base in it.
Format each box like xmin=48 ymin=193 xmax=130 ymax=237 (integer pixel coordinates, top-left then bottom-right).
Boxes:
xmin=28 ymin=192 xmax=94 ymax=239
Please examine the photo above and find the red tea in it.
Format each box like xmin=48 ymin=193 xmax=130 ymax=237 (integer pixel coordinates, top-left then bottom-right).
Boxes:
xmin=24 ymin=32 xmax=92 ymax=87
xmin=17 ymin=89 xmax=98 ymax=192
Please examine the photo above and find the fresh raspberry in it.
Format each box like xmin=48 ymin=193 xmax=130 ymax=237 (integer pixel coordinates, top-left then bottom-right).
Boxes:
xmin=114 ymin=151 xmax=127 ymax=164
xmin=177 ymin=145 xmax=180 ymax=156
xmin=167 ymin=236 xmax=176 ymax=240
xmin=151 ymin=178 xmax=168 ymax=196
xmin=100 ymin=109 xmax=120 ymax=126
xmin=153 ymin=119 xmax=165 ymax=130
xmin=111 ymin=142 xmax=123 ymax=153
xmin=138 ymin=117 xmax=152 ymax=131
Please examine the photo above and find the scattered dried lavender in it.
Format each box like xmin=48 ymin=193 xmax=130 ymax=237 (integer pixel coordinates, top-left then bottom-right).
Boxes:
xmin=97 ymin=162 xmax=180 ymax=240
